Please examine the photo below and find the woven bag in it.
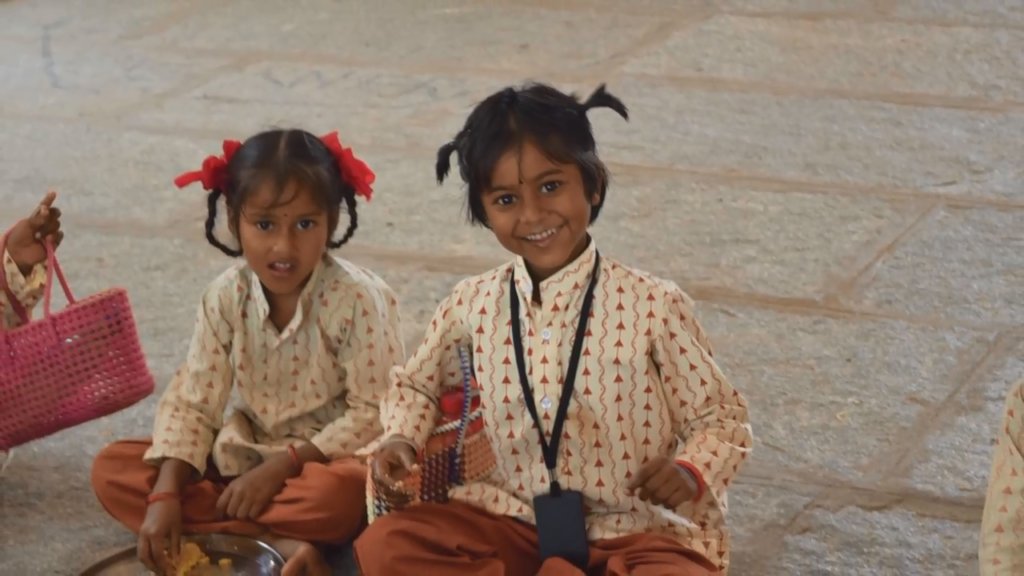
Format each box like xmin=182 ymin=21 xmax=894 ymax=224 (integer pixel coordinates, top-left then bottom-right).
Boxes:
xmin=367 ymin=346 xmax=496 ymax=521
xmin=0 ymin=232 xmax=155 ymax=450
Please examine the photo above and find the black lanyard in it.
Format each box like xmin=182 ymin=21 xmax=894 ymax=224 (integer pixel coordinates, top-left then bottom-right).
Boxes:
xmin=509 ymin=253 xmax=601 ymax=494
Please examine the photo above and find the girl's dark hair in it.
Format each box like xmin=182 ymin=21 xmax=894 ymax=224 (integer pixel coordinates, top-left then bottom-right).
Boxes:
xmin=435 ymin=82 xmax=628 ymax=227
xmin=205 ymin=129 xmax=358 ymax=257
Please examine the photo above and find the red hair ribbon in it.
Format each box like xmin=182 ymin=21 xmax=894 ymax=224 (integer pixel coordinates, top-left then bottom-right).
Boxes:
xmin=319 ymin=131 xmax=375 ymax=201
xmin=173 ymin=139 xmax=242 ymax=191
xmin=172 ymin=132 xmax=374 ymax=202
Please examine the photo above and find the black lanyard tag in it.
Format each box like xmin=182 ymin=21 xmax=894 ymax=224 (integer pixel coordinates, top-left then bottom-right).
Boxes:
xmin=534 ymin=489 xmax=589 ymax=569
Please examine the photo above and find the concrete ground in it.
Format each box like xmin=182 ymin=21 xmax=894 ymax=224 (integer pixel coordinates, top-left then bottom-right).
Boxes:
xmin=1 ymin=0 xmax=1022 ymax=574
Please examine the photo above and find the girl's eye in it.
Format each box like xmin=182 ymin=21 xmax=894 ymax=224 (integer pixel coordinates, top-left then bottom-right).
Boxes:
xmin=297 ymin=219 xmax=316 ymax=230
xmin=255 ymin=221 xmax=273 ymax=231
xmin=540 ymin=181 xmax=562 ymax=194
xmin=495 ymin=194 xmax=516 ymax=207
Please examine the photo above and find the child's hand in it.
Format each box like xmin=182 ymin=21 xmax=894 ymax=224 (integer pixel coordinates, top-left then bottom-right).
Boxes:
xmin=216 ymin=454 xmax=292 ymax=521
xmin=371 ymin=435 xmax=419 ymax=486
xmin=625 ymin=455 xmax=698 ymax=509
xmin=137 ymin=499 xmax=182 ymax=574
xmin=371 ymin=436 xmax=419 ymax=506
xmin=280 ymin=541 xmax=331 ymax=576
xmin=6 ymin=191 xmax=63 ymax=274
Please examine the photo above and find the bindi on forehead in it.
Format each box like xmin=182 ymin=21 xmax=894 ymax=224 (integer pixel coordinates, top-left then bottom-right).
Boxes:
xmin=493 ymin=150 xmax=562 ymax=187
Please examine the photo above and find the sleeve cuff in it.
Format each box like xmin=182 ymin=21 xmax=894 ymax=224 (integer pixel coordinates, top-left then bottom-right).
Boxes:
xmin=355 ymin=434 xmax=386 ymax=458
xmin=143 ymin=443 xmax=209 ymax=478
xmin=675 ymin=460 xmax=707 ymax=503
xmin=3 ymin=248 xmax=46 ymax=298
xmin=382 ymin=415 xmax=431 ymax=452
xmin=378 ymin=432 xmax=423 ymax=456
xmin=310 ymin=433 xmax=347 ymax=461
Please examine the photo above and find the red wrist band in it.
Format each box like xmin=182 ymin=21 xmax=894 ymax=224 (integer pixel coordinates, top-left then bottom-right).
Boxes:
xmin=146 ymin=491 xmax=181 ymax=505
xmin=287 ymin=444 xmax=302 ymax=472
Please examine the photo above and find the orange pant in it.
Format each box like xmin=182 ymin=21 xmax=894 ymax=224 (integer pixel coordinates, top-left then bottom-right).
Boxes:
xmin=91 ymin=439 xmax=366 ymax=544
xmin=354 ymin=501 xmax=719 ymax=576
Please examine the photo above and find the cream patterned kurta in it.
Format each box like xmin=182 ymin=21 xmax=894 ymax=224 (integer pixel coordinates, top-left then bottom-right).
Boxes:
xmin=980 ymin=379 xmax=1024 ymax=575
xmin=381 ymin=241 xmax=752 ymax=570
xmin=1 ymin=249 xmax=46 ymax=329
xmin=144 ymin=255 xmax=405 ymax=477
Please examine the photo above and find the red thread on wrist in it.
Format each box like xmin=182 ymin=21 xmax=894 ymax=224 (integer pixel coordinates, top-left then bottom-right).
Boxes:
xmin=146 ymin=491 xmax=180 ymax=505
xmin=287 ymin=444 xmax=302 ymax=473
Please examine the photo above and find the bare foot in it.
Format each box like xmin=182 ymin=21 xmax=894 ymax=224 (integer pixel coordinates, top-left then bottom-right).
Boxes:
xmin=264 ymin=535 xmax=330 ymax=576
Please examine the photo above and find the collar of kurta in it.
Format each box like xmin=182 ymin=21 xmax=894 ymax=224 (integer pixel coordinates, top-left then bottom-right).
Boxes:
xmin=248 ymin=255 xmax=330 ymax=331
xmin=512 ymin=237 xmax=600 ymax=310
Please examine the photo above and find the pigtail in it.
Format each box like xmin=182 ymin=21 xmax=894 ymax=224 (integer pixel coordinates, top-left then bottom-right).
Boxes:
xmin=500 ymin=87 xmax=518 ymax=107
xmin=328 ymin=185 xmax=359 ymax=249
xmin=581 ymin=84 xmax=629 ymax=121
xmin=205 ymin=189 xmax=242 ymax=257
xmin=435 ymin=140 xmax=459 ymax=184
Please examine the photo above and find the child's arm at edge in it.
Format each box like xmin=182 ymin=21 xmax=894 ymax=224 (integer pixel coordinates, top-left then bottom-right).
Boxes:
xmin=655 ymin=285 xmax=753 ymax=510
xmin=1 ymin=192 xmax=62 ymax=328
xmin=979 ymin=379 xmax=1024 ymax=574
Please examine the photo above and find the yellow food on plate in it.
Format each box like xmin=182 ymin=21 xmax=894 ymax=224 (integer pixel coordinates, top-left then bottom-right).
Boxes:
xmin=161 ymin=540 xmax=235 ymax=575
xmin=173 ymin=542 xmax=210 ymax=576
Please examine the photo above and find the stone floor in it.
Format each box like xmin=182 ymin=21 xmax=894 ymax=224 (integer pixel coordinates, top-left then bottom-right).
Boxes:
xmin=1 ymin=0 xmax=1022 ymax=574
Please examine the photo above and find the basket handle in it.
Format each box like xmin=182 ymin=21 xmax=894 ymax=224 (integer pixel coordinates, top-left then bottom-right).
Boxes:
xmin=42 ymin=237 xmax=76 ymax=317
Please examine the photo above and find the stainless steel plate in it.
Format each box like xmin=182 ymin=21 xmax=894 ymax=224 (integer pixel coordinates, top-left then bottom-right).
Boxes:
xmin=80 ymin=534 xmax=285 ymax=575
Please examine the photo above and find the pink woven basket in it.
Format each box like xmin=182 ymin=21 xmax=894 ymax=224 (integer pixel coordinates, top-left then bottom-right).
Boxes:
xmin=0 ymin=232 xmax=154 ymax=451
